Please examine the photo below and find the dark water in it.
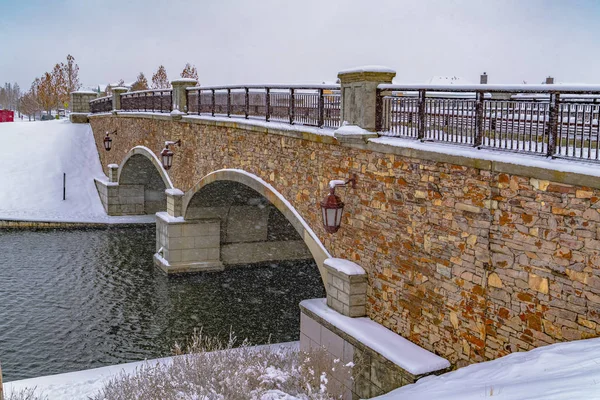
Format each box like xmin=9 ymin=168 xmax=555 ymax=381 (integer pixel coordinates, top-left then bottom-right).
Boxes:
xmin=0 ymin=227 xmax=325 ymax=382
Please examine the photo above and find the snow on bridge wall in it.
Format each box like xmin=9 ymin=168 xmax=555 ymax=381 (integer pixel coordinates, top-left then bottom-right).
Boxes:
xmin=89 ymin=112 xmax=600 ymax=368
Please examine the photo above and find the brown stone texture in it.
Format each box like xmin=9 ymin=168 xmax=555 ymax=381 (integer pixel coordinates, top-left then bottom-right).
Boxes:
xmin=90 ymin=114 xmax=600 ymax=367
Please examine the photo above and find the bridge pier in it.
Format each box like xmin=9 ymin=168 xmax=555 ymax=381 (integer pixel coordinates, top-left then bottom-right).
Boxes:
xmin=154 ymin=189 xmax=224 ymax=273
xmin=153 ymin=180 xmax=313 ymax=274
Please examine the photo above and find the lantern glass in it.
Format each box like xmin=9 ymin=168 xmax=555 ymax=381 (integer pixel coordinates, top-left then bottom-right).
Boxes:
xmin=104 ymin=136 xmax=112 ymax=151
xmin=320 ymin=190 xmax=344 ymax=233
xmin=161 ymin=148 xmax=173 ymax=170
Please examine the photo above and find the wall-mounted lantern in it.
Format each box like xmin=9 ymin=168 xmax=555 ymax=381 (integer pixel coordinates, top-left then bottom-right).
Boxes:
xmin=320 ymin=174 xmax=357 ymax=234
xmin=161 ymin=140 xmax=181 ymax=170
xmin=103 ymin=130 xmax=117 ymax=151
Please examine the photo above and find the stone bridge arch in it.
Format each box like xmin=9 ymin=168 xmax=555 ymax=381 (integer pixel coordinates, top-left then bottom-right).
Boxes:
xmin=111 ymin=146 xmax=174 ymax=215
xmin=156 ymin=169 xmax=330 ymax=283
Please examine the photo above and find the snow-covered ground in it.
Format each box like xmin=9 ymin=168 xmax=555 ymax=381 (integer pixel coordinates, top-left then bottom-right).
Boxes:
xmin=0 ymin=119 xmax=153 ymax=224
xmin=378 ymin=337 xmax=600 ymax=400
xmin=3 ymin=342 xmax=298 ymax=399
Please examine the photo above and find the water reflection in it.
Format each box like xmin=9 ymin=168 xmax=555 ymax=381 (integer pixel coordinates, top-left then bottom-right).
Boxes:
xmin=0 ymin=227 xmax=325 ymax=381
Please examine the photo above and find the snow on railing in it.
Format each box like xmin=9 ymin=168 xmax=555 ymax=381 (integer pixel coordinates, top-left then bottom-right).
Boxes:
xmin=89 ymin=96 xmax=112 ymax=114
xmin=377 ymin=84 xmax=600 ymax=162
xmin=186 ymin=84 xmax=341 ymax=129
xmin=120 ymin=89 xmax=172 ymax=113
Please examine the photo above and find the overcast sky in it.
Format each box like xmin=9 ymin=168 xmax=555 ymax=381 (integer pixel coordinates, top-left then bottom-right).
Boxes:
xmin=1 ymin=0 xmax=599 ymax=90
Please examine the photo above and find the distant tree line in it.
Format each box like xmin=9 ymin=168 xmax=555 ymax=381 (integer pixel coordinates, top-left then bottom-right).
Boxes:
xmin=11 ymin=54 xmax=82 ymax=120
xmin=0 ymin=82 xmax=21 ymax=111
xmin=4 ymin=59 xmax=200 ymax=120
xmin=112 ymin=63 xmax=199 ymax=94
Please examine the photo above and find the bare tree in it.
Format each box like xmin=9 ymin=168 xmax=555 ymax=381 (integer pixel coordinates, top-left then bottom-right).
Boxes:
xmin=151 ymin=65 xmax=169 ymax=89
xmin=64 ymin=54 xmax=81 ymax=97
xmin=132 ymin=72 xmax=149 ymax=91
xmin=180 ymin=63 xmax=198 ymax=81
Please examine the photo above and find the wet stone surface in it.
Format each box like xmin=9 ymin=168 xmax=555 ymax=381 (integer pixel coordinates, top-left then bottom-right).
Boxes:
xmin=0 ymin=226 xmax=325 ymax=381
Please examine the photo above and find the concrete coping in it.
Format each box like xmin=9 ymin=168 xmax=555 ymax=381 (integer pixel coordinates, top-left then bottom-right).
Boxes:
xmin=108 ymin=164 xmax=119 ymax=169
xmin=338 ymin=65 xmax=396 ymax=75
xmin=323 ymin=258 xmax=366 ymax=277
xmin=165 ymin=188 xmax=184 ymax=197
xmin=171 ymin=78 xmax=198 ymax=85
xmin=300 ymin=299 xmax=451 ymax=375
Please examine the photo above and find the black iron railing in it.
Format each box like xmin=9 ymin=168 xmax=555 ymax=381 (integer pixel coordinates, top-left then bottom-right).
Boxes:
xmin=121 ymin=90 xmax=172 ymax=113
xmin=89 ymin=96 xmax=112 ymax=114
xmin=186 ymin=85 xmax=341 ymax=128
xmin=377 ymin=84 xmax=600 ymax=161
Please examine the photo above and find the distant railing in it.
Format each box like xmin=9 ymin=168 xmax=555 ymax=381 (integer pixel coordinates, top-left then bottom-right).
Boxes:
xmin=89 ymin=96 xmax=112 ymax=114
xmin=186 ymin=85 xmax=341 ymax=128
xmin=121 ymin=89 xmax=172 ymax=113
xmin=377 ymin=84 xmax=600 ymax=162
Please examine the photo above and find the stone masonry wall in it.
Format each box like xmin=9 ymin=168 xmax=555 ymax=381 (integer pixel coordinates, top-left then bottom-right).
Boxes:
xmin=89 ymin=114 xmax=600 ymax=367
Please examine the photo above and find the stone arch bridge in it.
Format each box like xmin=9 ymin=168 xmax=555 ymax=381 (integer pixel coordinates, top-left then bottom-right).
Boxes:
xmin=85 ymin=67 xmax=600 ymax=384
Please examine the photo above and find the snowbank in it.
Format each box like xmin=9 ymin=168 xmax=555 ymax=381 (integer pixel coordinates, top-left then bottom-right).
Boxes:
xmin=0 ymin=120 xmax=152 ymax=224
xmin=377 ymin=337 xmax=600 ymax=400
xmin=3 ymin=342 xmax=298 ymax=400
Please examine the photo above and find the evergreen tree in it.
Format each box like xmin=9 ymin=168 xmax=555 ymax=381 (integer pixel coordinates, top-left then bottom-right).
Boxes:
xmin=131 ymin=72 xmax=149 ymax=91
xmin=151 ymin=65 xmax=169 ymax=89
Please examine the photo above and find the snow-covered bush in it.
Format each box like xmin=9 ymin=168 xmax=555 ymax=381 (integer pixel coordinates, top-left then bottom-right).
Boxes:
xmin=92 ymin=331 xmax=356 ymax=400
xmin=4 ymin=387 xmax=47 ymax=400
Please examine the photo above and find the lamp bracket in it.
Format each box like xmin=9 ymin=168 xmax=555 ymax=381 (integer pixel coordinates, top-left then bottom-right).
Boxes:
xmin=165 ymin=139 xmax=181 ymax=148
xmin=328 ymin=174 xmax=357 ymax=190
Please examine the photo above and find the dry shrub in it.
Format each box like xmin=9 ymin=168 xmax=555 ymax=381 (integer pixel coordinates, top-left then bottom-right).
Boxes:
xmin=4 ymin=387 xmax=47 ymax=400
xmin=92 ymin=330 xmax=357 ymax=400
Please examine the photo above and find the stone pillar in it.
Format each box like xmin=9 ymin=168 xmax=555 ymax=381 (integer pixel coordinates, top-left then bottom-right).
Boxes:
xmin=154 ymin=212 xmax=224 ymax=274
xmin=111 ymin=87 xmax=128 ymax=112
xmin=108 ymin=164 xmax=119 ymax=183
xmin=171 ymin=78 xmax=197 ymax=118
xmin=335 ymin=66 xmax=396 ymax=143
xmin=166 ymin=188 xmax=184 ymax=217
xmin=69 ymin=91 xmax=98 ymax=123
xmin=323 ymin=258 xmax=367 ymax=317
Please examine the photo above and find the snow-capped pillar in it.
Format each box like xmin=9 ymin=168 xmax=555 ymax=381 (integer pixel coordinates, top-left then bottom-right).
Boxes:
xmin=166 ymin=188 xmax=184 ymax=217
xmin=170 ymin=78 xmax=197 ymax=120
xmin=108 ymin=164 xmax=119 ymax=183
xmin=323 ymin=258 xmax=367 ymax=317
xmin=111 ymin=87 xmax=128 ymax=112
xmin=335 ymin=66 xmax=395 ymax=143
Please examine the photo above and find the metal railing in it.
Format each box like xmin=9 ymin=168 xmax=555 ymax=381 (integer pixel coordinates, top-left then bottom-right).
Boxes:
xmin=89 ymin=96 xmax=112 ymax=114
xmin=377 ymin=84 xmax=600 ymax=162
xmin=186 ymin=85 xmax=341 ymax=128
xmin=121 ymin=89 xmax=172 ymax=113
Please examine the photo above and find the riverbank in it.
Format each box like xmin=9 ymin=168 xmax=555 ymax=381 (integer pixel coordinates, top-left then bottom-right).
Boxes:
xmin=0 ymin=119 xmax=151 ymax=226
xmin=3 ymin=342 xmax=299 ymax=399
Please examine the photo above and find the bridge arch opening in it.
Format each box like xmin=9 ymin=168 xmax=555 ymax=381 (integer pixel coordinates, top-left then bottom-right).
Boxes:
xmin=182 ymin=169 xmax=330 ymax=284
xmin=117 ymin=146 xmax=174 ymax=215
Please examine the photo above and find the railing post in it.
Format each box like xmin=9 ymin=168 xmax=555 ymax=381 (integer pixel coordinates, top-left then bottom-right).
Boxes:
xmin=170 ymin=78 xmax=197 ymax=116
xmin=244 ymin=87 xmax=249 ymax=119
xmin=111 ymin=87 xmax=128 ymax=112
xmin=474 ymin=91 xmax=484 ymax=148
xmin=289 ymin=88 xmax=295 ymax=124
xmin=211 ymin=89 xmax=215 ymax=116
xmin=547 ymin=92 xmax=560 ymax=157
xmin=265 ymin=87 xmax=271 ymax=122
xmin=185 ymin=90 xmax=189 ymax=114
xmin=198 ymin=89 xmax=202 ymax=114
xmin=318 ymin=88 xmax=325 ymax=127
xmin=375 ymin=88 xmax=383 ymax=132
xmin=418 ymin=89 xmax=426 ymax=140
xmin=227 ymin=88 xmax=231 ymax=117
